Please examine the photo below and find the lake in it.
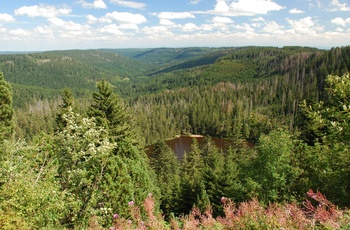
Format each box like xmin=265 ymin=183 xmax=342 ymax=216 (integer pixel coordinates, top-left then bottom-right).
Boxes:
xmin=147 ymin=135 xmax=252 ymax=160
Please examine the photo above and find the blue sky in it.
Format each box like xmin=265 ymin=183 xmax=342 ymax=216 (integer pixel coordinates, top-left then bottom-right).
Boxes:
xmin=0 ymin=0 xmax=349 ymax=51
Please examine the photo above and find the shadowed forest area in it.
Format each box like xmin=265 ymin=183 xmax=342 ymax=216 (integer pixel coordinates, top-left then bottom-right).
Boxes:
xmin=0 ymin=46 xmax=350 ymax=229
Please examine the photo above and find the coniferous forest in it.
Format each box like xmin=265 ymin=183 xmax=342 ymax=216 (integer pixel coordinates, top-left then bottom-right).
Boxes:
xmin=1 ymin=46 xmax=350 ymax=229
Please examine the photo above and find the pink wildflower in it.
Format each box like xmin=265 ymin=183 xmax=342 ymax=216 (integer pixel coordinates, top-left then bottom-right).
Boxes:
xmin=221 ymin=197 xmax=226 ymax=203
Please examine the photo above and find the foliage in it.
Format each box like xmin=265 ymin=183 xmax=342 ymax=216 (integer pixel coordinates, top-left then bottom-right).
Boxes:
xmin=55 ymin=108 xmax=116 ymax=227
xmin=149 ymin=140 xmax=181 ymax=216
xmin=300 ymin=73 xmax=350 ymax=206
xmin=301 ymin=73 xmax=350 ymax=145
xmin=2 ymin=47 xmax=350 ymax=228
xmin=0 ymin=72 xmax=14 ymax=141
xmin=179 ymin=139 xmax=208 ymax=213
xmin=88 ymin=80 xmax=141 ymax=145
xmin=89 ymin=192 xmax=350 ymax=230
xmin=0 ymin=135 xmax=65 ymax=229
xmin=248 ymin=129 xmax=300 ymax=203
xmin=55 ymin=88 xmax=75 ymax=132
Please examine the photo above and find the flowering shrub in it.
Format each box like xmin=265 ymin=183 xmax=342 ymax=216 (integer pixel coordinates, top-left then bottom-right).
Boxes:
xmin=88 ymin=191 xmax=350 ymax=230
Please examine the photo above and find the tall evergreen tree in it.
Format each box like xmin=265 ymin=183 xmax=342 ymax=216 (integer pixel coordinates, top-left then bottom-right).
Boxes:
xmin=149 ymin=140 xmax=181 ymax=216
xmin=88 ymin=80 xmax=140 ymax=145
xmin=179 ymin=139 xmax=207 ymax=213
xmin=55 ymin=88 xmax=75 ymax=132
xmin=0 ymin=73 xmax=14 ymax=142
xmin=86 ymin=80 xmax=159 ymax=224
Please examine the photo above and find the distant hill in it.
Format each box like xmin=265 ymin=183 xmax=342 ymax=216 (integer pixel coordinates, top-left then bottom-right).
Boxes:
xmin=1 ymin=46 xmax=350 ymax=107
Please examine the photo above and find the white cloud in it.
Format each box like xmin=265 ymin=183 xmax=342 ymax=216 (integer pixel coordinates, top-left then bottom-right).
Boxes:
xmin=110 ymin=0 xmax=147 ymax=9
xmin=212 ymin=16 xmax=233 ymax=23
xmin=15 ymin=5 xmax=71 ymax=18
xmin=35 ymin=26 xmax=53 ymax=35
xmin=329 ymin=0 xmax=350 ymax=11
xmin=286 ymin=16 xmax=323 ymax=34
xmin=190 ymin=0 xmax=201 ymax=4
xmin=289 ymin=8 xmax=304 ymax=14
xmin=119 ymin=23 xmax=139 ymax=30
xmin=0 ymin=13 xmax=15 ymax=22
xmin=157 ymin=12 xmax=195 ymax=20
xmin=210 ymin=0 xmax=284 ymax=16
xmin=181 ymin=23 xmax=198 ymax=32
xmin=99 ymin=24 xmax=124 ymax=35
xmin=261 ymin=21 xmax=284 ymax=34
xmin=215 ymin=0 xmax=230 ymax=12
xmin=48 ymin=17 xmax=65 ymax=27
xmin=251 ymin=22 xmax=261 ymax=27
xmin=79 ymin=0 xmax=107 ymax=9
xmin=336 ymin=27 xmax=344 ymax=32
xmin=234 ymin=23 xmax=254 ymax=32
xmin=103 ymin=11 xmax=147 ymax=24
xmin=49 ymin=18 xmax=89 ymax=32
xmin=200 ymin=23 xmax=215 ymax=31
xmin=143 ymin=26 xmax=168 ymax=34
xmin=230 ymin=0 xmax=284 ymax=15
xmin=86 ymin=14 xmax=98 ymax=24
xmin=251 ymin=17 xmax=265 ymax=22
xmin=9 ymin=28 xmax=29 ymax=36
xmin=159 ymin=19 xmax=176 ymax=26
xmin=331 ymin=17 xmax=350 ymax=26
xmin=142 ymin=26 xmax=173 ymax=40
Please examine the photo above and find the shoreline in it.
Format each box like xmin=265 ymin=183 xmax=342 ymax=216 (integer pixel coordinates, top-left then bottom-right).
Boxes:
xmin=175 ymin=134 xmax=204 ymax=138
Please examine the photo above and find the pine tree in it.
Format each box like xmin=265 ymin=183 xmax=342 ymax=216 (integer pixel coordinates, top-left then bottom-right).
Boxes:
xmin=0 ymin=73 xmax=14 ymax=142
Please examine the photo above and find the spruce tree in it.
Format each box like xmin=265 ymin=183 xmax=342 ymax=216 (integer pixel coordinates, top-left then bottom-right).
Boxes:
xmin=202 ymin=138 xmax=226 ymax=215
xmin=149 ymin=140 xmax=181 ymax=216
xmin=0 ymin=73 xmax=14 ymax=142
xmin=55 ymin=88 xmax=75 ymax=132
xmin=179 ymin=139 xmax=206 ymax=213
xmin=88 ymin=80 xmax=138 ymax=144
xmin=86 ymin=80 xmax=159 ymax=224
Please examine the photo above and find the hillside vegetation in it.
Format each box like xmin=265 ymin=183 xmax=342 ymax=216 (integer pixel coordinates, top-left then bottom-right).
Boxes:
xmin=0 ymin=46 xmax=350 ymax=229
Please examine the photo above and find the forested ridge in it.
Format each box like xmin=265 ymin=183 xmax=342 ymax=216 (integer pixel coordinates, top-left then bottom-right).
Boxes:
xmin=1 ymin=46 xmax=350 ymax=229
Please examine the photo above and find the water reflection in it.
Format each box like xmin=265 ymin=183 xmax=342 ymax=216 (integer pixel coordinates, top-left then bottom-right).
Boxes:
xmin=147 ymin=135 xmax=250 ymax=160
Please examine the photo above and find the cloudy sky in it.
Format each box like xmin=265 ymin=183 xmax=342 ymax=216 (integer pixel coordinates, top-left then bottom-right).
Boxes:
xmin=0 ymin=0 xmax=349 ymax=51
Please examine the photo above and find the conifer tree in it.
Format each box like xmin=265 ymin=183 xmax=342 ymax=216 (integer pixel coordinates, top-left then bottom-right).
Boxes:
xmin=179 ymin=139 xmax=206 ymax=213
xmin=0 ymin=73 xmax=14 ymax=142
xmin=55 ymin=88 xmax=75 ymax=132
xmin=86 ymin=80 xmax=159 ymax=224
xmin=88 ymin=80 xmax=139 ymax=144
xmin=149 ymin=140 xmax=181 ymax=216
xmin=201 ymin=138 xmax=225 ymax=215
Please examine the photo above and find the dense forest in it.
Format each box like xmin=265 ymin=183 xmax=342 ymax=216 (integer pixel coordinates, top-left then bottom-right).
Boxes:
xmin=0 ymin=46 xmax=350 ymax=229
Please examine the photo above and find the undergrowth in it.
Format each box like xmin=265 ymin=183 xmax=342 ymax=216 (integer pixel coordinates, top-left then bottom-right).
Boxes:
xmin=88 ymin=190 xmax=350 ymax=230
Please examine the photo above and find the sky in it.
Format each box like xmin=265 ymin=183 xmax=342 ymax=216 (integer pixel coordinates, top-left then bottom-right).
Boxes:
xmin=0 ymin=0 xmax=350 ymax=51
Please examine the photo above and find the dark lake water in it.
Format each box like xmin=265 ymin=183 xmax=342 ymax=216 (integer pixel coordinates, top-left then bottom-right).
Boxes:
xmin=146 ymin=135 xmax=251 ymax=160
